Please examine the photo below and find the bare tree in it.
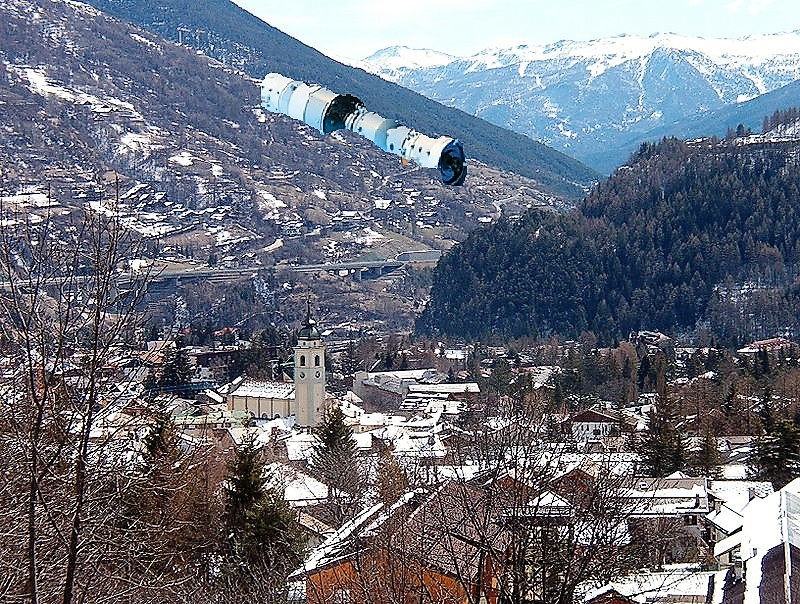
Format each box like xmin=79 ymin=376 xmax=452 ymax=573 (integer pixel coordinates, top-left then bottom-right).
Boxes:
xmin=0 ymin=192 xmax=156 ymax=602
xmin=293 ymin=377 xmax=657 ymax=604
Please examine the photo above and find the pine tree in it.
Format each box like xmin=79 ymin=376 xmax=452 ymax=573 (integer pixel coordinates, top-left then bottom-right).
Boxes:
xmin=119 ymin=411 xmax=223 ymax=584
xmin=311 ymin=405 xmax=362 ymax=526
xmin=158 ymin=343 xmax=192 ymax=388
xmin=141 ymin=411 xmax=180 ymax=472
xmin=225 ymin=440 xmax=267 ymax=532
xmin=691 ymin=426 xmax=721 ymax=478
xmin=311 ymin=405 xmax=357 ymax=481
xmin=637 ymin=354 xmax=652 ymax=392
xmin=223 ymin=438 xmax=305 ymax=582
xmin=339 ymin=339 xmax=363 ymax=376
xmin=375 ymin=446 xmax=409 ymax=505
xmin=749 ymin=419 xmax=800 ymax=489
xmin=758 ymin=386 xmax=775 ymax=434
xmin=639 ymin=394 xmax=687 ymax=477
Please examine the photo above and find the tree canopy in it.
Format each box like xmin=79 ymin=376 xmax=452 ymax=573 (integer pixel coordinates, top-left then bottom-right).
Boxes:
xmin=419 ymin=136 xmax=800 ymax=344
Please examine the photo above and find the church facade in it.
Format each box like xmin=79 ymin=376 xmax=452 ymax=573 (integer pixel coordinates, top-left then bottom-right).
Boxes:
xmin=225 ymin=301 xmax=327 ymax=428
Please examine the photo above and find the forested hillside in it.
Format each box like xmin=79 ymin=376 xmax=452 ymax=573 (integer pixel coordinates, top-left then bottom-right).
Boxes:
xmin=418 ymin=135 xmax=800 ymax=343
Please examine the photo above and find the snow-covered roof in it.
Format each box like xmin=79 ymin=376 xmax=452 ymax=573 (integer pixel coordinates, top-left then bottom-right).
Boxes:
xmin=736 ymin=477 xmax=800 ymax=602
xmin=285 ymin=431 xmax=319 ymax=463
xmin=737 ymin=337 xmax=794 ymax=354
xmin=706 ymin=504 xmax=744 ymax=535
xmin=713 ymin=531 xmax=743 ymax=558
xmin=352 ymin=431 xmax=373 ymax=451
xmin=293 ymin=492 xmax=420 ymax=578
xmin=226 ymin=418 xmax=294 ymax=448
xmin=293 ymin=502 xmax=384 ymax=577
xmin=203 ymin=388 xmax=225 ymax=404
xmin=265 ymin=462 xmax=328 ymax=506
xmin=708 ymin=480 xmax=773 ymax=512
xmin=406 ymin=382 xmax=480 ymax=394
xmin=391 ymin=430 xmax=447 ymax=459
xmin=229 ymin=378 xmax=294 ymax=399
xmin=621 ymin=478 xmax=710 ymax=516
xmin=525 ymin=490 xmax=573 ymax=516
xmin=583 ymin=565 xmax=726 ymax=604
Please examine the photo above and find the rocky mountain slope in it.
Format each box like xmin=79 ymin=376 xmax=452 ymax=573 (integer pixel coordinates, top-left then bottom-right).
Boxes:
xmin=82 ymin=0 xmax=599 ymax=198
xmin=361 ymin=33 xmax=800 ymax=173
xmin=0 ymin=0 xmax=563 ymax=333
xmin=631 ymin=79 xmax=800 ymax=145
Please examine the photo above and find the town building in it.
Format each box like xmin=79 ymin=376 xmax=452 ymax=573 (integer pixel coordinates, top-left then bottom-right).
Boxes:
xmin=225 ymin=300 xmax=328 ymax=427
xmin=294 ymin=300 xmax=327 ymax=428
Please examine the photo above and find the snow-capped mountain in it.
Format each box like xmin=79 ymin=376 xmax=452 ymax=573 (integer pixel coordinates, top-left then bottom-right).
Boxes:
xmin=360 ymin=32 xmax=800 ymax=172
xmin=355 ymin=45 xmax=456 ymax=80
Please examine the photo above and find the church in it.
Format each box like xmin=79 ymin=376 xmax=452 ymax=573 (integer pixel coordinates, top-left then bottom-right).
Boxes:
xmin=225 ymin=301 xmax=328 ymax=428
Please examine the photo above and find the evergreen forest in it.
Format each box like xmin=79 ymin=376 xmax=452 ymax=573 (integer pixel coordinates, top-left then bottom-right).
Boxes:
xmin=419 ymin=136 xmax=800 ymax=344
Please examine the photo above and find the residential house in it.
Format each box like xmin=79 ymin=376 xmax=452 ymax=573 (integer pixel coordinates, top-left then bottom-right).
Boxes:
xmin=297 ymin=482 xmax=510 ymax=604
xmin=585 ymin=589 xmax=641 ymax=604
xmin=718 ymin=477 xmax=800 ymax=603
xmin=400 ymin=382 xmax=480 ymax=415
xmin=562 ymin=408 xmax=631 ymax=442
xmin=736 ymin=337 xmax=795 ymax=358
xmin=353 ymin=368 xmax=442 ymax=407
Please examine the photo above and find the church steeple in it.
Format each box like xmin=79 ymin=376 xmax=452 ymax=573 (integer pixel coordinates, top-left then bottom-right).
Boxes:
xmin=293 ymin=297 xmax=325 ymax=427
xmin=297 ymin=295 xmax=321 ymax=341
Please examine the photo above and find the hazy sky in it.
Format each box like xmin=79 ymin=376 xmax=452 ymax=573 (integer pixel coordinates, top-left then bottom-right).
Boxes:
xmin=232 ymin=0 xmax=800 ymax=60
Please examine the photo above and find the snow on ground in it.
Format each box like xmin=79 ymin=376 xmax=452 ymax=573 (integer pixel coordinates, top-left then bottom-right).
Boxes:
xmin=118 ymin=131 xmax=158 ymax=156
xmin=88 ymin=199 xmax=121 ymax=218
xmin=120 ymin=217 xmax=176 ymax=237
xmin=264 ymin=238 xmax=283 ymax=253
xmin=207 ymin=226 xmax=254 ymax=247
xmin=128 ymin=258 xmax=152 ymax=273
xmin=24 ymin=67 xmax=75 ymax=101
xmin=128 ymin=32 xmax=158 ymax=51
xmin=0 ymin=191 xmax=53 ymax=207
xmin=354 ymin=227 xmax=384 ymax=245
xmin=168 ymin=151 xmax=195 ymax=167
xmin=19 ymin=66 xmax=141 ymax=116
xmin=257 ymin=190 xmax=287 ymax=210
xmin=59 ymin=0 xmax=102 ymax=17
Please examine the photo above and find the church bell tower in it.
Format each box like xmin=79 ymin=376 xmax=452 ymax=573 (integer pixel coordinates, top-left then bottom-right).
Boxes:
xmin=293 ymin=299 xmax=326 ymax=427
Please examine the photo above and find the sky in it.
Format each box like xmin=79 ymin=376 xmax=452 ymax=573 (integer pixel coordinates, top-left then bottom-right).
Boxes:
xmin=232 ymin=0 xmax=800 ymax=60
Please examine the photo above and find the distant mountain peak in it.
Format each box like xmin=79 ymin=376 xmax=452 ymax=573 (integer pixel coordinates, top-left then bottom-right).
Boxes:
xmin=360 ymin=45 xmax=456 ymax=73
xmin=360 ymin=30 xmax=800 ymax=173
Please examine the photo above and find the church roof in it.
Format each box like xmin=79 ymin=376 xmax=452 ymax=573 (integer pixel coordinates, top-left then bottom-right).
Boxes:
xmin=230 ymin=378 xmax=295 ymax=399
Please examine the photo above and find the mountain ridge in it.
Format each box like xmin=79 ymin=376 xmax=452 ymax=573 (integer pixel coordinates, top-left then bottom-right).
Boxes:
xmin=0 ymin=0 xmax=568 ymax=332
xmin=360 ymin=32 xmax=800 ymax=173
xmin=83 ymin=0 xmax=598 ymax=197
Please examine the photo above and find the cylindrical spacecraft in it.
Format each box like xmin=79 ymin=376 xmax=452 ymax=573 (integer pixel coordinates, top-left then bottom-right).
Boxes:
xmin=260 ymin=73 xmax=466 ymax=186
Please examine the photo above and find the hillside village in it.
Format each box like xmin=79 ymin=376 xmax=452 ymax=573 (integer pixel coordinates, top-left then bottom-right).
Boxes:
xmin=4 ymin=1 xmax=800 ymax=603
xmin=17 ymin=290 xmax=800 ymax=603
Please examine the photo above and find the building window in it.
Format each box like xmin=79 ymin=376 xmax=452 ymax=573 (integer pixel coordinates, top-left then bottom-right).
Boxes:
xmin=300 ymin=355 xmax=306 ymax=367
xmin=314 ymin=354 xmax=320 ymax=366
